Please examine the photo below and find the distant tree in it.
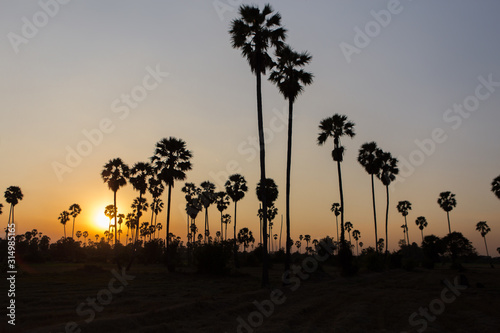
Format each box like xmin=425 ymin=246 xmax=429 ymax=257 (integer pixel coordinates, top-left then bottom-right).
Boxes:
xmin=132 ymin=197 xmax=148 ymax=242
xmin=359 ymin=242 xmax=364 ymax=249
xmin=5 ymin=186 xmax=23 ymax=239
xmin=130 ymin=161 xmax=152 ymax=242
xmin=225 ymin=174 xmax=248 ymax=245
xmin=437 ymin=191 xmax=457 ymax=234
xmin=101 ymin=158 xmax=129 ymax=245
xmin=476 ymin=221 xmax=491 ymax=257
xmin=401 ymin=224 xmax=408 ymax=245
xmin=295 ymin=240 xmax=302 ymax=253
xmin=358 ymin=142 xmax=382 ymax=253
xmin=58 ymin=211 xmax=70 ymax=238
xmin=215 ymin=191 xmax=230 ymax=240
xmin=222 ymin=214 xmax=231 ymax=241
xmin=344 ymin=221 xmax=353 ymax=244
xmin=377 ymin=150 xmax=399 ymax=253
xmin=117 ymin=213 xmax=124 ymax=242
xmin=492 ymin=175 xmax=500 ymax=199
xmin=68 ymin=203 xmax=82 ymax=239
xmin=151 ymin=137 xmax=192 ymax=266
xmin=396 ymin=200 xmax=412 ymax=246
xmin=237 ymin=227 xmax=255 ymax=252
xmin=330 ymin=202 xmax=341 ymax=244
xmin=352 ymin=229 xmax=361 ymax=256
xmin=104 ymin=204 xmax=117 ymax=239
xmin=303 ymin=234 xmax=311 ymax=251
xmin=317 ymin=114 xmax=355 ymax=255
xmin=421 ymin=235 xmax=445 ymax=264
xmin=415 ymin=216 xmax=428 ymax=242
xmin=82 ymin=231 xmax=88 ymax=246
xmin=200 ymin=181 xmax=217 ymax=243
xmin=442 ymin=232 xmax=477 ymax=264
xmin=75 ymin=230 xmax=82 ymax=241
xmin=148 ymin=176 xmax=165 ymax=237
xmin=376 ymin=238 xmax=385 ymax=254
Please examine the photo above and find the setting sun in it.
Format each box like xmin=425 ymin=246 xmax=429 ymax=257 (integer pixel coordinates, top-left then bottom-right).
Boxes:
xmin=95 ymin=209 xmax=111 ymax=231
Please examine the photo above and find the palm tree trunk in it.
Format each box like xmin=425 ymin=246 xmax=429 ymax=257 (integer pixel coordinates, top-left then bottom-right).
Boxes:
xmin=484 ymin=236 xmax=490 ymax=257
xmin=63 ymin=224 xmax=66 ymax=239
xmin=447 ymin=211 xmax=451 ymax=234
xmin=72 ymin=217 xmax=75 ymax=239
xmin=6 ymin=205 xmax=13 ymax=240
xmin=285 ymin=97 xmax=293 ymax=272
xmin=279 ymin=214 xmax=283 ymax=250
xmin=204 ymin=208 xmax=208 ymax=243
xmin=220 ymin=211 xmax=223 ymax=241
xmin=113 ymin=191 xmax=118 ymax=246
xmin=337 ymin=159 xmax=345 ymax=246
xmin=233 ymin=201 xmax=239 ymax=267
xmin=206 ymin=208 xmax=210 ymax=242
xmin=421 ymin=229 xmax=424 ymax=243
xmin=166 ymin=184 xmax=172 ymax=251
xmin=404 ymin=215 xmax=410 ymax=245
xmin=335 ymin=215 xmax=339 ymax=253
xmin=150 ymin=202 xmax=155 ymax=238
xmin=371 ymin=174 xmax=378 ymax=253
xmin=385 ymin=185 xmax=389 ymax=253
xmin=356 ymin=241 xmax=359 ymax=256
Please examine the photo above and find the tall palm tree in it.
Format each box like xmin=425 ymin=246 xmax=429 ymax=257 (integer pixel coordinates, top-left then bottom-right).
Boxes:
xmin=415 ymin=216 xmax=428 ymax=242
xmin=131 ymin=197 xmax=148 ymax=243
xmin=101 ymin=158 xmax=130 ymax=245
xmin=330 ymin=202 xmax=341 ymax=245
xmin=317 ymin=114 xmax=355 ymax=251
xmin=225 ymin=174 xmax=248 ymax=265
xmin=344 ymin=221 xmax=353 ymax=244
xmin=396 ymin=200 xmax=412 ymax=246
xmin=222 ymin=214 xmax=231 ymax=241
xmin=130 ymin=162 xmax=152 ymax=241
xmin=377 ymin=150 xmax=399 ymax=253
xmin=58 ymin=211 xmax=70 ymax=238
xmin=352 ymin=229 xmax=361 ymax=256
xmin=476 ymin=221 xmax=491 ymax=257
xmin=230 ymin=3 xmax=286 ymax=287
xmin=104 ymin=204 xmax=117 ymax=238
xmin=437 ymin=191 xmax=457 ymax=234
xmin=200 ymin=181 xmax=216 ymax=243
xmin=492 ymin=175 xmax=500 ymax=199
xmin=215 ymin=191 xmax=230 ymax=240
xmin=68 ymin=203 xmax=81 ymax=239
xmin=4 ymin=186 xmax=23 ymax=239
xmin=256 ymin=178 xmax=279 ymax=244
xmin=269 ymin=44 xmax=313 ymax=271
xmin=182 ymin=182 xmax=201 ymax=244
xmin=358 ymin=142 xmax=382 ymax=252
xmin=148 ymin=176 xmax=165 ymax=238
xmin=151 ymin=137 xmax=192 ymax=258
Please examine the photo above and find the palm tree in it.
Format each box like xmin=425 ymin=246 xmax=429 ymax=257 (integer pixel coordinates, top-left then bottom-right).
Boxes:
xmin=68 ymin=203 xmax=81 ymax=239
xmin=415 ymin=216 xmax=428 ymax=242
xmin=76 ymin=230 xmax=82 ymax=241
xmin=215 ymin=191 xmax=230 ymax=240
xmin=104 ymin=204 xmax=116 ymax=238
xmin=125 ymin=212 xmax=135 ymax=244
xmin=131 ymin=197 xmax=148 ymax=243
xmin=492 ymin=176 xmax=500 ymax=199
xmin=476 ymin=221 xmax=491 ymax=257
xmin=396 ymin=200 xmax=412 ymax=246
xmin=237 ymin=227 xmax=255 ymax=252
xmin=5 ymin=186 xmax=23 ymax=239
xmin=358 ymin=142 xmax=382 ymax=252
xmin=130 ymin=161 xmax=152 ymax=242
xmin=317 ymin=114 xmax=355 ymax=251
xmin=151 ymin=137 xmax=192 ymax=259
xmin=377 ymin=150 xmax=399 ymax=253
xmin=352 ymin=229 xmax=361 ymax=256
xmin=225 ymin=174 xmax=248 ymax=242
xmin=58 ymin=211 xmax=70 ymax=238
xmin=117 ymin=214 xmax=124 ymax=242
xmin=344 ymin=221 xmax=353 ymax=244
xmin=437 ymin=191 xmax=457 ymax=234
xmin=82 ymin=231 xmax=88 ymax=246
xmin=269 ymin=43 xmax=313 ymax=271
xmin=257 ymin=204 xmax=278 ymax=252
xmin=230 ymin=3 xmax=286 ymax=287
xmin=200 ymin=181 xmax=216 ymax=243
xmin=256 ymin=178 xmax=279 ymax=250
xmin=330 ymin=202 xmax=341 ymax=245
xmin=148 ymin=176 xmax=165 ymax=237
xmin=182 ymin=182 xmax=201 ymax=244
xmin=101 ymin=158 xmax=130 ymax=245
xmin=222 ymin=214 xmax=231 ymax=241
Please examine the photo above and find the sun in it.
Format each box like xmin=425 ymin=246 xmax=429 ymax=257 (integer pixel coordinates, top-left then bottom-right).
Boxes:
xmin=95 ymin=210 xmax=111 ymax=231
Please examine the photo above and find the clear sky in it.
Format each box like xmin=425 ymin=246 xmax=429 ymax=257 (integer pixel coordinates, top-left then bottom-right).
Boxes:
xmin=1 ymin=0 xmax=499 ymax=254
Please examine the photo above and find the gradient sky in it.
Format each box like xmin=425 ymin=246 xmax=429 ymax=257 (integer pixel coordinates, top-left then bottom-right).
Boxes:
xmin=1 ymin=1 xmax=499 ymax=254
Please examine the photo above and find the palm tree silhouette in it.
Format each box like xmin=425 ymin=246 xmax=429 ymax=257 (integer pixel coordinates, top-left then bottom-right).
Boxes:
xmin=125 ymin=212 xmax=135 ymax=244
xmin=317 ymin=114 xmax=355 ymax=251
xmin=358 ymin=142 xmax=382 ymax=252
xmin=229 ymin=3 xmax=286 ymax=287
xmin=101 ymin=158 xmax=130 ymax=245
xmin=222 ymin=214 xmax=231 ymax=241
xmin=117 ymin=213 xmax=124 ymax=242
xmin=151 ymin=137 xmax=192 ymax=261
xmin=82 ymin=231 xmax=88 ymax=246
xmin=257 ymin=203 xmax=278 ymax=252
xmin=68 ymin=203 xmax=81 ymax=239
xmin=237 ymin=227 xmax=255 ymax=252
xmin=148 ymin=176 xmax=165 ymax=238
xmin=225 ymin=174 xmax=248 ymax=265
xmin=396 ymin=200 xmax=412 ymax=246
xmin=376 ymin=150 xmax=399 ymax=253
xmin=491 ymin=175 xmax=500 ymax=199
xmin=131 ymin=197 xmax=148 ymax=243
xmin=182 ymin=182 xmax=201 ymax=244
xmin=200 ymin=181 xmax=217 ymax=243
xmin=415 ymin=216 xmax=428 ymax=242
xmin=344 ymin=221 xmax=353 ymax=244
xmin=269 ymin=43 xmax=313 ymax=270
xmin=58 ymin=211 xmax=70 ymax=238
xmin=352 ymin=229 xmax=361 ymax=256
xmin=76 ymin=230 xmax=82 ymax=242
xmin=130 ymin=162 xmax=152 ymax=242
xmin=256 ymin=178 xmax=279 ymax=250
xmin=437 ymin=191 xmax=457 ymax=234
xmin=476 ymin=221 xmax=491 ymax=257
xmin=401 ymin=224 xmax=408 ymax=245
xmin=104 ymin=204 xmax=116 ymax=240
xmin=330 ymin=202 xmax=341 ymax=246
xmin=4 ymin=186 xmax=23 ymax=239
xmin=215 ymin=191 xmax=230 ymax=240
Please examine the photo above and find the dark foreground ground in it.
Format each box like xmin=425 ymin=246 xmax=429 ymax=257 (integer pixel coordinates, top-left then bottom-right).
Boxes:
xmin=2 ymin=262 xmax=499 ymax=333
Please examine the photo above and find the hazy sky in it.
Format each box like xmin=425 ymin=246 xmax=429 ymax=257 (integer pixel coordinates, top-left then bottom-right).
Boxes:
xmin=1 ymin=1 xmax=499 ymax=253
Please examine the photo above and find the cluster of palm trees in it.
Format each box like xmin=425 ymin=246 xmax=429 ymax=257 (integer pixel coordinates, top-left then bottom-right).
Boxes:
xmin=57 ymin=203 xmax=81 ymax=239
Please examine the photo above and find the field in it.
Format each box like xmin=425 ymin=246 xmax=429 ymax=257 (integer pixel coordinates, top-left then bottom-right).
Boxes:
xmin=5 ymin=262 xmax=500 ymax=333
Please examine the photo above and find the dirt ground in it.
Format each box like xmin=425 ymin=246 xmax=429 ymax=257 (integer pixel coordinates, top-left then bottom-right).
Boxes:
xmin=4 ymin=262 xmax=500 ymax=333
